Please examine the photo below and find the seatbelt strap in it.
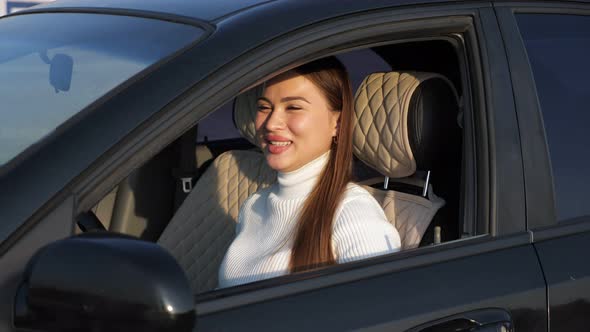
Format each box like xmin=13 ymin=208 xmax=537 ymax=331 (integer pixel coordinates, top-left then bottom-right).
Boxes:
xmin=173 ymin=126 xmax=198 ymax=210
xmin=76 ymin=211 xmax=107 ymax=232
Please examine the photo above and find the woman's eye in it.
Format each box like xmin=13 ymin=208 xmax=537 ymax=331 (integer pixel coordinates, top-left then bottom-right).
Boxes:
xmin=257 ymin=105 xmax=271 ymax=112
xmin=286 ymin=105 xmax=302 ymax=111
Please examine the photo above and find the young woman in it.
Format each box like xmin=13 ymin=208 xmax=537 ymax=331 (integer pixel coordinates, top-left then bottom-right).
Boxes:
xmin=218 ymin=57 xmax=401 ymax=288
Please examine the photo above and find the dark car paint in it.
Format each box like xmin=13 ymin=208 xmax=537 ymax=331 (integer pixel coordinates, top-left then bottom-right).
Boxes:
xmin=494 ymin=4 xmax=590 ymax=329
xmin=14 ymin=233 xmax=196 ymax=331
xmin=18 ymin=0 xmax=590 ymax=23
xmin=15 ymin=0 xmax=479 ymax=22
xmin=199 ymin=242 xmax=547 ymax=331
xmin=1 ymin=0 xmax=589 ymax=331
xmin=534 ymin=231 xmax=590 ymax=331
xmin=18 ymin=0 xmax=278 ymax=22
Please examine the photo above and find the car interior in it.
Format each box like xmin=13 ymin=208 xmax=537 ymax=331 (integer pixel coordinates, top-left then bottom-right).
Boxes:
xmin=85 ymin=38 xmax=467 ymax=294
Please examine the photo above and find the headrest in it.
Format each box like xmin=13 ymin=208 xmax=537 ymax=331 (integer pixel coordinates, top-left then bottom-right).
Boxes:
xmin=353 ymin=71 xmax=459 ymax=178
xmin=233 ymin=85 xmax=263 ymax=146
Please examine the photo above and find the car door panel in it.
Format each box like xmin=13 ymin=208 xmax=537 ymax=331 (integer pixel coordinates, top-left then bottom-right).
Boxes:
xmin=534 ymin=229 xmax=590 ymax=331
xmin=193 ymin=4 xmax=545 ymax=331
xmin=197 ymin=241 xmax=546 ymax=331
xmin=495 ymin=4 xmax=590 ymax=331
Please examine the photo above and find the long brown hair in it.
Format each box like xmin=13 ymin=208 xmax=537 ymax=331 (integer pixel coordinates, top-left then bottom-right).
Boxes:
xmin=288 ymin=57 xmax=354 ymax=273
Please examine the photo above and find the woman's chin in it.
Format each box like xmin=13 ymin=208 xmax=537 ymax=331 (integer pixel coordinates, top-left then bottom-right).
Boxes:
xmin=265 ymin=153 xmax=294 ymax=172
xmin=265 ymin=156 xmax=286 ymax=172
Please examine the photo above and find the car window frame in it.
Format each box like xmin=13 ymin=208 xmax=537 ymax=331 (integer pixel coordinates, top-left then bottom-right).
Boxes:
xmin=16 ymin=3 xmax=524 ymax=313
xmin=75 ymin=4 xmax=522 ymax=311
xmin=75 ymin=4 xmax=494 ymax=231
xmin=196 ymin=8 xmax=525 ymax=313
xmin=494 ymin=2 xmax=590 ymax=234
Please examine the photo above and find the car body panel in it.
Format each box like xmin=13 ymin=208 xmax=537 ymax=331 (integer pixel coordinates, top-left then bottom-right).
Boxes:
xmin=497 ymin=3 xmax=590 ymax=331
xmin=475 ymin=6 xmax=526 ymax=236
xmin=15 ymin=0 xmax=277 ymax=22
xmin=16 ymin=0 xmax=590 ymax=24
xmin=493 ymin=4 xmax=559 ymax=231
xmin=16 ymin=0 xmax=481 ymax=23
xmin=534 ymin=230 xmax=590 ymax=331
xmin=198 ymin=242 xmax=546 ymax=331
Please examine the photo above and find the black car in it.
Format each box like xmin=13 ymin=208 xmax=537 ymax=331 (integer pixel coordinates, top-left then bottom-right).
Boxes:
xmin=1 ymin=0 xmax=589 ymax=331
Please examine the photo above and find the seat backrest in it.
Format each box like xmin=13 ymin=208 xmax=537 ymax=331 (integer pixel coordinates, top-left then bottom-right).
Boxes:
xmin=158 ymin=150 xmax=275 ymax=293
xmin=353 ymin=71 xmax=460 ymax=248
xmin=158 ymin=86 xmax=276 ymax=293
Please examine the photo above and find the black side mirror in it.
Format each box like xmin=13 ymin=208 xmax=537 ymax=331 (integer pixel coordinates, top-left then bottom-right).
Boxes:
xmin=14 ymin=233 xmax=195 ymax=332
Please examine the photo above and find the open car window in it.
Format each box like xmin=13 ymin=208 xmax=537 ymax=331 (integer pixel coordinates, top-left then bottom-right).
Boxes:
xmin=89 ymin=37 xmax=472 ymax=295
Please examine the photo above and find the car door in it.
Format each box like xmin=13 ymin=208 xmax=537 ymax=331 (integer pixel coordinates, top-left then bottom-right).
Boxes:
xmin=495 ymin=2 xmax=590 ymax=331
xmin=192 ymin=4 xmax=548 ymax=331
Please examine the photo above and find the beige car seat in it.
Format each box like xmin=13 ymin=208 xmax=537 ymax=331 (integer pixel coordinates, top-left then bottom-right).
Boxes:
xmin=159 ymin=71 xmax=457 ymax=293
xmin=353 ymin=71 xmax=460 ymax=248
xmin=157 ymin=87 xmax=273 ymax=294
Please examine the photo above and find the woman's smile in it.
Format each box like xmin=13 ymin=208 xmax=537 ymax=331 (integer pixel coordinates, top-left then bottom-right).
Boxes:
xmin=265 ymin=134 xmax=293 ymax=154
xmin=264 ymin=135 xmax=293 ymax=153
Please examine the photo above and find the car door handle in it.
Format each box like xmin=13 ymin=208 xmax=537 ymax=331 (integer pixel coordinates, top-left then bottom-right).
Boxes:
xmin=406 ymin=308 xmax=513 ymax=332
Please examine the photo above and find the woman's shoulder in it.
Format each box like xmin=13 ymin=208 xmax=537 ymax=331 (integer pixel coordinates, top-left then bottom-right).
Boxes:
xmin=341 ymin=182 xmax=378 ymax=204
xmin=335 ymin=182 xmax=387 ymax=221
xmin=332 ymin=183 xmax=401 ymax=259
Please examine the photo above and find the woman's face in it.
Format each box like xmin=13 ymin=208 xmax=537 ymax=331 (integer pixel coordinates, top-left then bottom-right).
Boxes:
xmin=255 ymin=72 xmax=340 ymax=173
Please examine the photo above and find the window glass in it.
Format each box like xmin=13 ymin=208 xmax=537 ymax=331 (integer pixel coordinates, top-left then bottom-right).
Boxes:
xmin=517 ymin=14 xmax=590 ymax=222
xmin=0 ymin=13 xmax=203 ymax=165
xmin=197 ymin=103 xmax=241 ymax=142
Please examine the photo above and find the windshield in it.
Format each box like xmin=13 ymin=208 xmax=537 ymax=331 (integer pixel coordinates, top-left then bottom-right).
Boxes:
xmin=0 ymin=13 xmax=204 ymax=165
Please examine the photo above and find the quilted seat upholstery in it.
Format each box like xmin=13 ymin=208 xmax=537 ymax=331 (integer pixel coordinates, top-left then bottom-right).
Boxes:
xmin=158 ymin=150 xmax=275 ymax=293
xmin=364 ymin=185 xmax=443 ymax=249
xmin=353 ymin=71 xmax=457 ymax=248
xmin=354 ymin=71 xmax=454 ymax=178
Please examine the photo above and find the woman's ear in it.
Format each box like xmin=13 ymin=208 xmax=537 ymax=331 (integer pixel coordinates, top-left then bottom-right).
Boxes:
xmin=331 ymin=111 xmax=341 ymax=137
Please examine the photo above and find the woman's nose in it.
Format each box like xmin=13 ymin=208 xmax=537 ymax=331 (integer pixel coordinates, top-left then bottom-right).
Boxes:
xmin=264 ymin=108 xmax=286 ymax=131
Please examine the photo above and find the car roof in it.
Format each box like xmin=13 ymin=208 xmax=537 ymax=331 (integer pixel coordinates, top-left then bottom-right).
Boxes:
xmin=15 ymin=0 xmax=276 ymax=23
xmin=11 ymin=0 xmax=467 ymax=23
xmin=14 ymin=0 xmax=590 ymax=25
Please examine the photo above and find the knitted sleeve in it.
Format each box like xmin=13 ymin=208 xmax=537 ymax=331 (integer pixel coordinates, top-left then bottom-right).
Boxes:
xmin=332 ymin=188 xmax=401 ymax=263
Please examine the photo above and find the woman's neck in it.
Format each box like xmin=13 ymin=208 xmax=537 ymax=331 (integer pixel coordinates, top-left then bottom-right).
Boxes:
xmin=275 ymin=151 xmax=330 ymax=199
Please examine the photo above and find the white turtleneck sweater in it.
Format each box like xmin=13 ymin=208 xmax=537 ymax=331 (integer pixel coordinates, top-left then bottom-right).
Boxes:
xmin=217 ymin=152 xmax=401 ymax=288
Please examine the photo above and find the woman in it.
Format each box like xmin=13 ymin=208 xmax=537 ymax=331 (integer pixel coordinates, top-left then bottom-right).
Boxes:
xmin=218 ymin=57 xmax=401 ymax=288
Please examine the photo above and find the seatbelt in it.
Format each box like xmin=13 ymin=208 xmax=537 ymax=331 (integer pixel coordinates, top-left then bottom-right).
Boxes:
xmin=76 ymin=211 xmax=107 ymax=232
xmin=173 ymin=126 xmax=198 ymax=211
